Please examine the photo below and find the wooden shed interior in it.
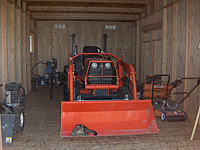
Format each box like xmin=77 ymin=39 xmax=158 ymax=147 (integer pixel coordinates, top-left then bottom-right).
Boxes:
xmin=0 ymin=0 xmax=200 ymax=126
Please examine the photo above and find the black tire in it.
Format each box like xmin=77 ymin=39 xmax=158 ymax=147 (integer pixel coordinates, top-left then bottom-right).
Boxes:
xmin=182 ymin=111 xmax=187 ymax=120
xmin=31 ymin=77 xmax=37 ymax=91
xmin=161 ymin=112 xmax=166 ymax=121
xmin=63 ymin=65 xmax=69 ymax=101
xmin=13 ymin=108 xmax=25 ymax=132
xmin=50 ymin=74 xmax=53 ymax=99
xmin=19 ymin=87 xmax=26 ymax=109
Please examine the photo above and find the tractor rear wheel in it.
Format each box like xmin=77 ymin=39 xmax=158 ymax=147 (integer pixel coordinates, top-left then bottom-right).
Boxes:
xmin=63 ymin=65 xmax=69 ymax=101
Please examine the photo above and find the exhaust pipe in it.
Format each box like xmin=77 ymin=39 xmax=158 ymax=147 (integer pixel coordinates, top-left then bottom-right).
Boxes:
xmin=72 ymin=33 xmax=76 ymax=56
xmin=103 ymin=34 xmax=107 ymax=53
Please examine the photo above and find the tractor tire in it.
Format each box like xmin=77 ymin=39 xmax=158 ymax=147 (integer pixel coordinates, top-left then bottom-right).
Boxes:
xmin=13 ymin=108 xmax=25 ymax=133
xmin=31 ymin=77 xmax=37 ymax=91
xmin=63 ymin=65 xmax=69 ymax=101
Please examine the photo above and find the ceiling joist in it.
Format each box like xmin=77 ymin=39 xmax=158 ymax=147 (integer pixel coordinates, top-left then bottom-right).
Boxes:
xmin=31 ymin=12 xmax=140 ymax=21
xmin=28 ymin=6 xmax=144 ymax=14
xmin=23 ymin=0 xmax=148 ymax=22
xmin=23 ymin=0 xmax=149 ymax=5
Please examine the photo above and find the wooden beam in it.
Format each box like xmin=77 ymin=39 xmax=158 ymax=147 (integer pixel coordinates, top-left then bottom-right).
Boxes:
xmin=33 ymin=21 xmax=38 ymax=75
xmin=184 ymin=0 xmax=191 ymax=111
xmin=27 ymin=12 xmax=31 ymax=92
xmin=172 ymin=3 xmax=177 ymax=81
xmin=16 ymin=0 xmax=22 ymax=9
xmin=23 ymin=0 xmax=149 ymax=4
xmin=22 ymin=8 xmax=28 ymax=93
xmin=136 ymin=21 xmax=141 ymax=81
xmin=0 ymin=0 xmax=8 ymax=98
xmin=163 ymin=0 xmax=184 ymax=8
xmin=16 ymin=7 xmax=22 ymax=82
xmin=10 ymin=3 xmax=16 ymax=82
xmin=28 ymin=6 xmax=144 ymax=14
xmin=162 ymin=8 xmax=167 ymax=74
xmin=142 ymin=21 xmax=162 ymax=32
xmin=22 ymin=1 xmax=26 ymax=12
xmin=31 ymin=12 xmax=140 ymax=21
xmin=7 ymin=0 xmax=15 ymax=4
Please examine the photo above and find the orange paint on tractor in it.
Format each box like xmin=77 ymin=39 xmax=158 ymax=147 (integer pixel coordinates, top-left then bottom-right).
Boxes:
xmin=61 ymin=45 xmax=159 ymax=136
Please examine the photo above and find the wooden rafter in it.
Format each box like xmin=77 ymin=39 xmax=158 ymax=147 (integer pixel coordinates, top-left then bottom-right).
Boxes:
xmin=28 ymin=6 xmax=144 ymax=14
xmin=31 ymin=12 xmax=140 ymax=21
xmin=24 ymin=0 xmax=148 ymax=22
xmin=23 ymin=0 xmax=149 ymax=5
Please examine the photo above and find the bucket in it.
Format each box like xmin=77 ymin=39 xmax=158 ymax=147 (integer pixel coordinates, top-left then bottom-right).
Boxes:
xmin=60 ymin=100 xmax=159 ymax=137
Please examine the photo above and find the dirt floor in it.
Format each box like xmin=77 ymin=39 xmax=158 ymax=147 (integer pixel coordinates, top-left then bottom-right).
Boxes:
xmin=3 ymin=87 xmax=200 ymax=150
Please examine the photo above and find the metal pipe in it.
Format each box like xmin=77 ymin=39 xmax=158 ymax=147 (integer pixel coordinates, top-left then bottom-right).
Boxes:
xmin=72 ymin=33 xmax=76 ymax=56
xmin=103 ymin=34 xmax=107 ymax=53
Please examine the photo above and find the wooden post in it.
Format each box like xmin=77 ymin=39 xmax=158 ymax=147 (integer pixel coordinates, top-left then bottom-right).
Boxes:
xmin=190 ymin=104 xmax=200 ymax=140
xmin=184 ymin=0 xmax=191 ymax=111
xmin=27 ymin=12 xmax=31 ymax=92
xmin=0 ymin=0 xmax=8 ymax=98
xmin=10 ymin=2 xmax=16 ymax=82
xmin=22 ymin=2 xmax=28 ymax=94
xmin=16 ymin=6 xmax=22 ymax=82
xmin=136 ymin=21 xmax=140 ymax=81
xmin=34 ymin=21 xmax=39 ymax=75
xmin=162 ymin=6 xmax=167 ymax=74
xmin=172 ymin=3 xmax=177 ymax=81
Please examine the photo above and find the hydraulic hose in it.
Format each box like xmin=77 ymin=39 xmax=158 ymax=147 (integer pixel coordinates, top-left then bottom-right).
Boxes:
xmin=31 ymin=60 xmax=44 ymax=78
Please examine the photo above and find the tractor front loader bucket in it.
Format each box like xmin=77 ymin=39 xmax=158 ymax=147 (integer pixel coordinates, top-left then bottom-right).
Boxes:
xmin=60 ymin=100 xmax=159 ymax=137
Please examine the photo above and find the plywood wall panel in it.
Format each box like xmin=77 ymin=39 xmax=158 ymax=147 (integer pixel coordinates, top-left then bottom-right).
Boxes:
xmin=187 ymin=0 xmax=200 ymax=120
xmin=21 ymin=12 xmax=27 ymax=93
xmin=15 ymin=8 xmax=22 ymax=82
xmin=0 ymin=0 xmax=8 ymax=99
xmin=36 ymin=21 xmax=135 ymax=75
xmin=26 ymin=12 xmax=31 ymax=92
xmin=165 ymin=6 xmax=173 ymax=77
xmin=9 ymin=3 xmax=15 ymax=82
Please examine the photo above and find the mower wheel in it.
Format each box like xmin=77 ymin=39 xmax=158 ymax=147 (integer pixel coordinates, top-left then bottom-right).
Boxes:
xmin=182 ymin=111 xmax=187 ymax=120
xmin=13 ymin=109 xmax=25 ymax=132
xmin=161 ymin=112 xmax=166 ymax=121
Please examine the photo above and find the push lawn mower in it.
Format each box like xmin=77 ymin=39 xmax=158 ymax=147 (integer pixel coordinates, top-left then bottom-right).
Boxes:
xmin=142 ymin=74 xmax=200 ymax=121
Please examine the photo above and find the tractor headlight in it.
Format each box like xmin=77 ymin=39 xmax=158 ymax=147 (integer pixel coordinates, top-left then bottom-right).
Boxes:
xmin=105 ymin=63 xmax=111 ymax=69
xmin=91 ymin=62 xmax=98 ymax=69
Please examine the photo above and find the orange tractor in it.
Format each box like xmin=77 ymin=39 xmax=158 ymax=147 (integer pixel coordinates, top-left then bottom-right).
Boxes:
xmin=61 ymin=34 xmax=159 ymax=136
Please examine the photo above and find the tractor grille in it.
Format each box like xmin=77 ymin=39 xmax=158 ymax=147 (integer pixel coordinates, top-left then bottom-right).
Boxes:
xmin=87 ymin=62 xmax=117 ymax=85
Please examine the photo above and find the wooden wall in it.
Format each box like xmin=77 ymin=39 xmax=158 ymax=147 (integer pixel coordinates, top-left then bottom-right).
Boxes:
xmin=186 ymin=0 xmax=200 ymax=120
xmin=35 ymin=21 xmax=136 ymax=76
xmin=139 ymin=0 xmax=163 ymax=81
xmin=0 ymin=0 xmax=32 ymax=99
xmin=139 ymin=0 xmax=200 ymax=121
